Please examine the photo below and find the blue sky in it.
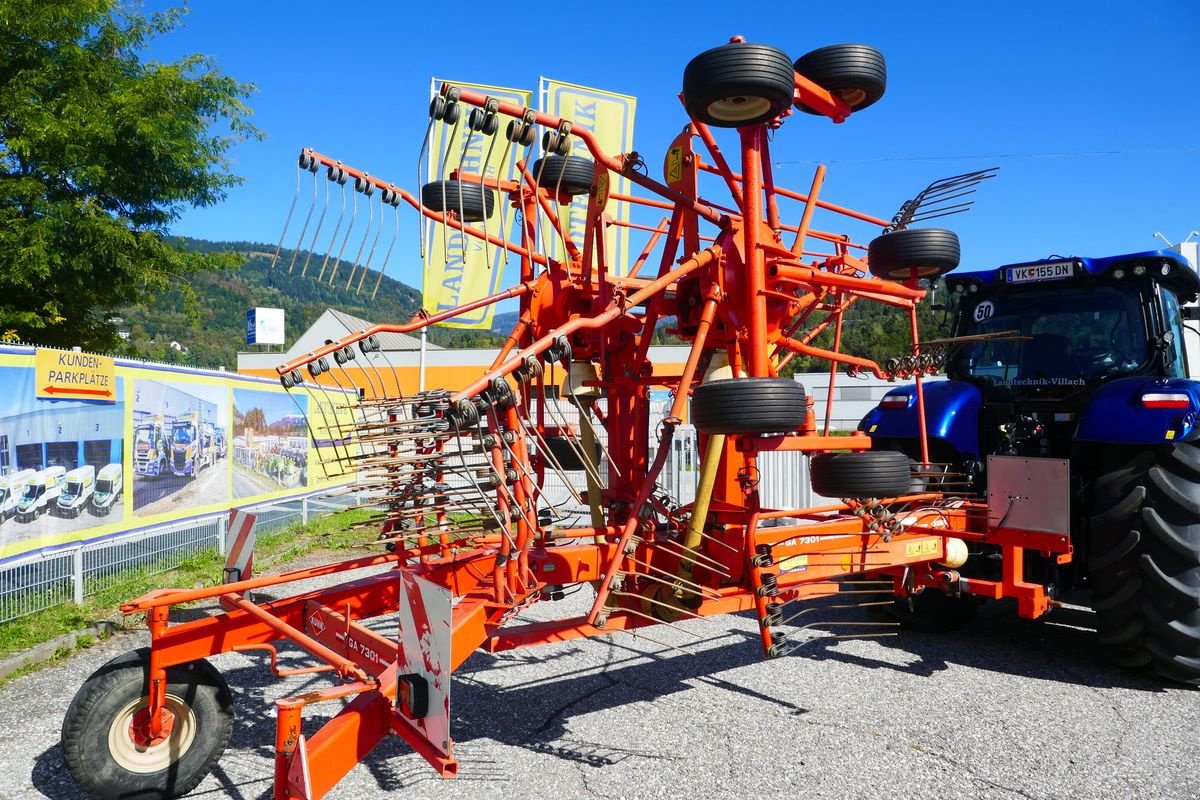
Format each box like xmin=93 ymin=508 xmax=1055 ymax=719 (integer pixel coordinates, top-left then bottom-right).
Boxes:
xmin=232 ymin=388 xmax=305 ymax=426
xmin=146 ymin=1 xmax=1199 ymax=301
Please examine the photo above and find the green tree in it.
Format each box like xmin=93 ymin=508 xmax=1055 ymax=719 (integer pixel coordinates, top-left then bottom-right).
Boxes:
xmin=242 ymin=407 xmax=267 ymax=433
xmin=0 ymin=0 xmax=260 ymax=350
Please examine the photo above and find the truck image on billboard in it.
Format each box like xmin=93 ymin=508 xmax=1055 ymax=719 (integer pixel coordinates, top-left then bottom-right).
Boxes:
xmin=131 ymin=379 xmax=229 ymax=518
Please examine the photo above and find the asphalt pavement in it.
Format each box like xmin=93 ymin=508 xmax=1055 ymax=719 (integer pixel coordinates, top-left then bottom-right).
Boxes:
xmin=233 ymin=463 xmax=290 ymax=501
xmin=2 ymin=583 xmax=1197 ymax=800
xmin=133 ymin=458 xmax=230 ymax=518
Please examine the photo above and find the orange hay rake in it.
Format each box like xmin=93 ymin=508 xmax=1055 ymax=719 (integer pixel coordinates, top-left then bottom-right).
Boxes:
xmin=62 ymin=38 xmax=1045 ymax=800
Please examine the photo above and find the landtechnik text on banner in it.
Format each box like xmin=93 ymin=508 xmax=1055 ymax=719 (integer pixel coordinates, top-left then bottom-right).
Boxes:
xmin=538 ymin=79 xmax=636 ymax=277
xmin=422 ymin=80 xmax=533 ymax=330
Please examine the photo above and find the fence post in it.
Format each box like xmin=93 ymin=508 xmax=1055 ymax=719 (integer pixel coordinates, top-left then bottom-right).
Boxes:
xmin=217 ymin=513 xmax=227 ymax=558
xmin=72 ymin=547 xmax=84 ymax=605
xmin=302 ymin=495 xmax=309 ymax=525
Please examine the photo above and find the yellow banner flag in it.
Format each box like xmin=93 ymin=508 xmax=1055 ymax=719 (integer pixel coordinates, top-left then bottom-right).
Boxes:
xmin=539 ymin=79 xmax=637 ymax=277
xmin=423 ymin=80 xmax=532 ymax=329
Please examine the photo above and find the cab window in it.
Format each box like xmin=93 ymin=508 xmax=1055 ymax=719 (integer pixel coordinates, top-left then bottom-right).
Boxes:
xmin=1160 ymin=289 xmax=1188 ymax=378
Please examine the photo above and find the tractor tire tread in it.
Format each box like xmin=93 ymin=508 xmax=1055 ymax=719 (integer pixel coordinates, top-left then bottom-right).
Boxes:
xmin=1088 ymin=445 xmax=1200 ymax=684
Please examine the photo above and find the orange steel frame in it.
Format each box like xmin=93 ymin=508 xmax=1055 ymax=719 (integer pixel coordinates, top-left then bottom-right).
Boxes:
xmin=111 ymin=54 xmax=1070 ymax=800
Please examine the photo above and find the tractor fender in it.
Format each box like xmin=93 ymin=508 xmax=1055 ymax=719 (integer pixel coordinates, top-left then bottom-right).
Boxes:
xmin=1075 ymin=377 xmax=1200 ymax=444
xmin=859 ymin=380 xmax=982 ymax=459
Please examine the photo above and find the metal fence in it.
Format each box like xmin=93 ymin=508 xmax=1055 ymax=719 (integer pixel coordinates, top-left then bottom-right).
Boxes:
xmin=0 ymin=490 xmax=358 ymax=625
xmin=0 ymin=383 xmax=845 ymax=625
xmin=653 ymin=425 xmax=825 ymax=511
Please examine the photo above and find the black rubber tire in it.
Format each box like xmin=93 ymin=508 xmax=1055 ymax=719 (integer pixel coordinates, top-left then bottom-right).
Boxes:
xmin=810 ymin=450 xmax=913 ymax=498
xmin=792 ymin=44 xmax=887 ymax=115
xmin=867 ymin=228 xmax=961 ymax=280
xmin=419 ymin=180 xmax=495 ymax=222
xmin=542 ymin=435 xmax=588 ymax=471
xmin=690 ymin=377 xmax=806 ymax=435
xmin=1089 ymin=444 xmax=1200 ymax=685
xmin=61 ymin=648 xmax=234 ymax=799
xmin=531 ymin=155 xmax=594 ymax=196
xmin=682 ymin=42 xmax=795 ymax=128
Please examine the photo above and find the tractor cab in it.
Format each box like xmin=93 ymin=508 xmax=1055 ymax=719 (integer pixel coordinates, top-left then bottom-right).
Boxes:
xmin=945 ymin=250 xmax=1198 ymax=400
xmin=864 ymin=249 xmax=1200 ymax=465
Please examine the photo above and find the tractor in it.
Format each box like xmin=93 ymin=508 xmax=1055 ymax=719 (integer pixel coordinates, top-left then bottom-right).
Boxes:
xmin=860 ymin=248 xmax=1200 ymax=684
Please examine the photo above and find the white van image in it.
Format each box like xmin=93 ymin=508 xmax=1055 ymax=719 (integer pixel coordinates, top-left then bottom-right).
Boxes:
xmin=90 ymin=463 xmax=122 ymax=516
xmin=56 ymin=465 xmax=96 ymax=518
xmin=16 ymin=466 xmax=67 ymax=522
xmin=0 ymin=469 xmax=37 ymax=521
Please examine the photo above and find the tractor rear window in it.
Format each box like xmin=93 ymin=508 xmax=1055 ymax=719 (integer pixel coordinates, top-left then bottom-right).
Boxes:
xmin=955 ymin=284 xmax=1150 ymax=387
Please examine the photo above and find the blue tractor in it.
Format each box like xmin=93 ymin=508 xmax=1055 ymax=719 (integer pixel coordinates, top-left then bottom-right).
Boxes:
xmin=860 ymin=247 xmax=1200 ymax=684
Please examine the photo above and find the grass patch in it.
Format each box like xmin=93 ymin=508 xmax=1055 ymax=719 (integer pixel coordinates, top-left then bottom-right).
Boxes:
xmin=0 ymin=507 xmax=377 ymax=663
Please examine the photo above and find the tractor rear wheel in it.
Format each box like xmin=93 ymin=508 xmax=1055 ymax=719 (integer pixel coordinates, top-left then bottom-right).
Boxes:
xmin=867 ymin=228 xmax=961 ymax=280
xmin=61 ymin=648 xmax=234 ymax=799
xmin=690 ymin=377 xmax=806 ymax=435
xmin=792 ymin=44 xmax=887 ymax=115
xmin=420 ymin=179 xmax=495 ymax=222
xmin=1089 ymin=444 xmax=1200 ymax=685
xmin=531 ymin=155 xmax=594 ymax=196
xmin=810 ymin=450 xmax=913 ymax=498
xmin=683 ymin=42 xmax=796 ymax=128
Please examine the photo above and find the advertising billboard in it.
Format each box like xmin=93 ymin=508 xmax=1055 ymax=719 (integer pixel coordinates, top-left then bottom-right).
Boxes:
xmin=0 ymin=346 xmax=355 ymax=562
xmin=423 ymin=80 xmax=533 ymax=329
xmin=246 ymin=308 xmax=286 ymax=345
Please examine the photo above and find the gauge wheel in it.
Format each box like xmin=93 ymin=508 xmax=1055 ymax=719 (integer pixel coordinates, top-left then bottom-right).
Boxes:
xmin=531 ymin=155 xmax=594 ymax=196
xmin=793 ymin=43 xmax=887 ymax=115
xmin=420 ymin=179 xmax=496 ymax=222
xmin=810 ymin=450 xmax=914 ymax=498
xmin=61 ymin=648 xmax=234 ymax=800
xmin=868 ymin=228 xmax=961 ymax=280
xmin=682 ymin=42 xmax=796 ymax=128
xmin=691 ymin=377 xmax=807 ymax=434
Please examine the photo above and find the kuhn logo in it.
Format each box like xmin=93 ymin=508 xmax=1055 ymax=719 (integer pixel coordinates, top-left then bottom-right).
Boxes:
xmin=308 ymin=612 xmax=326 ymax=635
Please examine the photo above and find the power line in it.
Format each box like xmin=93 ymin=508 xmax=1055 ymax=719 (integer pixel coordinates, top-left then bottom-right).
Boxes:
xmin=773 ymin=146 xmax=1200 ymax=166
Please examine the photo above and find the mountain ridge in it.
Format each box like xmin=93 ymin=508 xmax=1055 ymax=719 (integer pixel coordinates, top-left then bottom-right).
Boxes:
xmin=116 ymin=238 xmax=507 ymax=369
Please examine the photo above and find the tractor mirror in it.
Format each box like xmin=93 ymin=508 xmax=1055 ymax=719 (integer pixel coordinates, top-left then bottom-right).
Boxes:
xmin=1183 ymin=305 xmax=1200 ymax=321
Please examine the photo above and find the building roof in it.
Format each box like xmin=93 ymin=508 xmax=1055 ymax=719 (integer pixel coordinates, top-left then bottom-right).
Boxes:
xmin=288 ymin=309 xmax=441 ymax=358
xmin=324 ymin=308 xmax=440 ymax=352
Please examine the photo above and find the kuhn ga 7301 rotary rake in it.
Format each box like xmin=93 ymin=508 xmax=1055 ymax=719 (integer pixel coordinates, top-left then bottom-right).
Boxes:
xmin=61 ymin=38 xmax=1027 ymax=800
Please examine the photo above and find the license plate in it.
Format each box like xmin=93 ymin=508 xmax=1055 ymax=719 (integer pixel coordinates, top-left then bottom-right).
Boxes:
xmin=1005 ymin=261 xmax=1073 ymax=283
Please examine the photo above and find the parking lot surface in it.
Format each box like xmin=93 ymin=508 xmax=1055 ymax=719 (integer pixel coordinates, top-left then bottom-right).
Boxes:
xmin=3 ymin=587 xmax=1197 ymax=800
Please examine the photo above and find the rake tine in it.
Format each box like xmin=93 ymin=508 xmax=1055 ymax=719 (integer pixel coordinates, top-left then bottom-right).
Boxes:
xmin=778 ymin=601 xmax=893 ymax=627
xmin=626 ymin=558 xmax=721 ymax=599
xmin=658 ymin=540 xmax=731 ymax=576
xmin=616 ymin=626 xmax=697 ymax=658
xmin=609 ymin=592 xmax=706 ymax=629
